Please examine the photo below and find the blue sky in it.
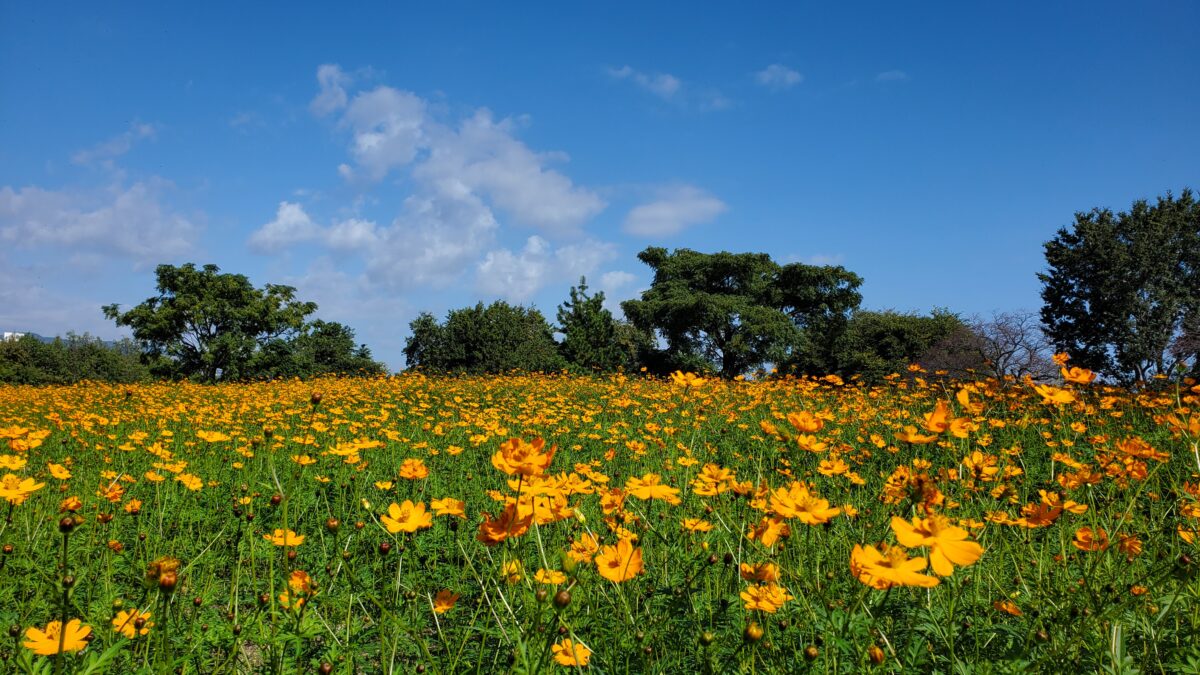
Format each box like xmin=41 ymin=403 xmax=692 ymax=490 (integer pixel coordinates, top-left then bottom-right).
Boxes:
xmin=2 ymin=2 xmax=1197 ymax=369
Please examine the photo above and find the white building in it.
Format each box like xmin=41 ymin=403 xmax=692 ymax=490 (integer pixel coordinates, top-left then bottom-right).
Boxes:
xmin=1 ymin=332 xmax=27 ymax=341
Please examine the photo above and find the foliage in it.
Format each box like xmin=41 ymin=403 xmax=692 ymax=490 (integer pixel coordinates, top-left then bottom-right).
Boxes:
xmin=828 ymin=309 xmax=981 ymax=382
xmin=1039 ymin=189 xmax=1200 ymax=383
xmin=0 ymin=333 xmax=150 ymax=384
xmin=622 ymin=247 xmax=862 ymax=377
xmin=103 ymin=263 xmax=318 ymax=382
xmin=556 ymin=277 xmax=644 ymax=373
xmin=251 ymin=320 xmax=386 ymax=379
xmin=403 ymin=301 xmax=566 ymax=374
xmin=0 ymin=370 xmax=1197 ymax=673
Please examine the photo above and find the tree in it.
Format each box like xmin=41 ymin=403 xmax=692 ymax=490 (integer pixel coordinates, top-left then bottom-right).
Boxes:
xmin=556 ymin=277 xmax=643 ymax=373
xmin=830 ymin=309 xmax=977 ymax=382
xmin=103 ymin=263 xmax=317 ymax=381
xmin=968 ymin=310 xmax=1056 ymax=382
xmin=403 ymin=301 xmax=565 ymax=374
xmin=1039 ymin=190 xmax=1200 ymax=383
xmin=0 ymin=333 xmax=151 ymax=384
xmin=252 ymin=320 xmax=386 ymax=378
xmin=621 ymin=247 xmax=861 ymax=378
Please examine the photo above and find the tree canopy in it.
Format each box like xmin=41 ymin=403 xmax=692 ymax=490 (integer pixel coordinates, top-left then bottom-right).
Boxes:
xmin=556 ymin=277 xmax=645 ymax=373
xmin=621 ymin=247 xmax=862 ymax=377
xmin=103 ymin=263 xmax=381 ymax=381
xmin=1039 ymin=190 xmax=1199 ymax=382
xmin=403 ymin=301 xmax=565 ymax=374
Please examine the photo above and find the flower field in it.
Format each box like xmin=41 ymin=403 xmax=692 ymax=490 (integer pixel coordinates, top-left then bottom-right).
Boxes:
xmin=1 ymin=368 xmax=1199 ymax=673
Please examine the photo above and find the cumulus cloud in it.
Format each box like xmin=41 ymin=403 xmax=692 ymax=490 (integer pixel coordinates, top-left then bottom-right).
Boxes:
xmin=623 ymin=185 xmax=727 ymax=237
xmin=0 ymin=180 xmax=199 ymax=262
xmin=476 ymin=235 xmax=617 ymax=303
xmin=755 ymin=64 xmax=803 ymax=91
xmin=71 ymin=123 xmax=157 ymax=167
xmin=311 ymin=64 xmax=352 ymax=116
xmin=249 ymin=64 xmax=614 ymax=303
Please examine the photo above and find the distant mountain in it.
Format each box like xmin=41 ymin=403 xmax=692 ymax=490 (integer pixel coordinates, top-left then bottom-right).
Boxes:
xmin=2 ymin=331 xmax=117 ymax=346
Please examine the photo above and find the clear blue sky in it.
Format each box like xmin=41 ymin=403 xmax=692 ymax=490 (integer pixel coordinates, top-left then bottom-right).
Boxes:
xmin=2 ymin=2 xmax=1197 ymax=368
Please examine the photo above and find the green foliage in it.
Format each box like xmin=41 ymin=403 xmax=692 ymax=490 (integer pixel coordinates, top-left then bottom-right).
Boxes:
xmin=622 ymin=247 xmax=862 ymax=378
xmin=1039 ymin=189 xmax=1200 ymax=383
xmin=828 ymin=309 xmax=979 ymax=382
xmin=556 ymin=277 xmax=645 ymax=373
xmin=404 ymin=301 xmax=566 ymax=374
xmin=251 ymin=320 xmax=386 ymax=379
xmin=104 ymin=263 xmax=318 ymax=381
xmin=0 ymin=333 xmax=151 ymax=384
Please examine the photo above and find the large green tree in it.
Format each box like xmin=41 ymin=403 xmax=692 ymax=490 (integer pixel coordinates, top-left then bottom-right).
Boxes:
xmin=252 ymin=320 xmax=386 ymax=378
xmin=621 ymin=247 xmax=862 ymax=378
xmin=1039 ymin=190 xmax=1200 ymax=382
xmin=403 ymin=301 xmax=565 ymax=374
xmin=556 ymin=277 xmax=645 ymax=373
xmin=103 ymin=263 xmax=317 ymax=381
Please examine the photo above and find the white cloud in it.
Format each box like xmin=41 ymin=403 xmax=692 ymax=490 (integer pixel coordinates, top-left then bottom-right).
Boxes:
xmin=71 ymin=123 xmax=157 ymax=167
xmin=0 ymin=180 xmax=199 ymax=262
xmin=311 ymin=64 xmax=352 ymax=116
xmin=607 ymin=65 xmax=732 ymax=111
xmin=339 ymin=85 xmax=427 ymax=182
xmin=477 ymin=236 xmax=617 ymax=303
xmin=607 ymin=65 xmax=682 ymax=100
xmin=623 ymin=185 xmax=727 ymax=237
xmin=249 ymin=201 xmax=322 ymax=252
xmin=755 ymin=64 xmax=803 ymax=91
xmin=876 ymin=70 xmax=909 ymax=82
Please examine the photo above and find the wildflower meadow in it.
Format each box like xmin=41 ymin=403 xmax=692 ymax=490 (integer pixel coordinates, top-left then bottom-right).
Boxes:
xmin=1 ymin=365 xmax=1199 ymax=673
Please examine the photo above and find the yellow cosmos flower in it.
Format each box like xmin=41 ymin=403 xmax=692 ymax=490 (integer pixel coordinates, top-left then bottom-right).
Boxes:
xmin=24 ymin=619 xmax=91 ymax=655
xmin=398 ymin=458 xmax=429 ymax=480
xmin=552 ymin=639 xmax=592 ymax=667
xmin=380 ymin=500 xmax=432 ymax=533
xmin=0 ymin=473 xmax=45 ymax=505
xmin=595 ymin=538 xmax=644 ymax=583
xmin=264 ymin=529 xmax=305 ymax=547
xmin=850 ymin=544 xmax=939 ymax=590
xmin=491 ymin=438 xmax=556 ymax=477
xmin=112 ymin=608 xmax=153 ymax=638
xmin=890 ymin=514 xmax=983 ymax=576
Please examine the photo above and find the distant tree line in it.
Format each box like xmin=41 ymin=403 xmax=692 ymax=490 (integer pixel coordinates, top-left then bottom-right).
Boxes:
xmin=2 ymin=189 xmax=1192 ymax=386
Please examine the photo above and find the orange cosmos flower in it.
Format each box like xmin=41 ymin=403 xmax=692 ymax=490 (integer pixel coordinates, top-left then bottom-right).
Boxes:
xmin=1072 ymin=526 xmax=1109 ymax=551
xmin=682 ymin=518 xmax=714 ymax=532
xmin=1033 ymin=384 xmax=1075 ymax=405
xmin=196 ymin=430 xmax=231 ymax=443
xmin=48 ymin=463 xmax=71 ymax=480
xmin=769 ymin=482 xmax=841 ymax=524
xmin=890 ymin=514 xmax=984 ymax=576
xmin=0 ymin=473 xmax=45 ymax=505
xmin=624 ymin=473 xmax=681 ymax=505
xmin=398 ymin=458 xmax=429 ymax=480
xmin=380 ymin=500 xmax=432 ymax=533
xmin=993 ymin=599 xmax=1022 ymax=616
xmin=477 ymin=503 xmax=533 ymax=546
xmin=552 ymin=639 xmax=592 ymax=667
xmin=112 ymin=608 xmax=153 ymax=638
xmin=59 ymin=495 xmax=83 ymax=512
xmin=491 ymin=438 xmax=556 ymax=477
xmin=567 ymin=533 xmax=600 ymax=563
xmin=740 ymin=562 xmax=780 ymax=583
xmin=595 ymin=538 xmax=644 ymax=583
xmin=787 ymin=411 xmax=824 ymax=433
xmin=746 ymin=516 xmax=791 ymax=548
xmin=740 ymin=583 xmax=794 ymax=612
xmin=1061 ymin=366 xmax=1097 ymax=384
xmin=264 ymin=529 xmax=305 ymax=547
xmin=431 ymin=497 xmax=466 ymax=518
xmin=23 ymin=619 xmax=91 ymax=655
xmin=895 ymin=426 xmax=939 ymax=444
xmin=433 ymin=589 xmax=459 ymax=614
xmin=850 ymin=544 xmax=940 ymax=589
xmin=922 ymin=400 xmax=951 ymax=434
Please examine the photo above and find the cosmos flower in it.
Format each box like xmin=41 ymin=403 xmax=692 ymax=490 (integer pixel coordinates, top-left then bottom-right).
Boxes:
xmin=595 ymin=538 xmax=644 ymax=583
xmin=23 ymin=619 xmax=91 ymax=655
xmin=380 ymin=500 xmax=432 ymax=533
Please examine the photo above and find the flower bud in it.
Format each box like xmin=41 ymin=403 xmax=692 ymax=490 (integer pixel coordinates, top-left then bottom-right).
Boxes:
xmin=553 ymin=590 xmax=572 ymax=609
xmin=743 ymin=622 xmax=764 ymax=643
